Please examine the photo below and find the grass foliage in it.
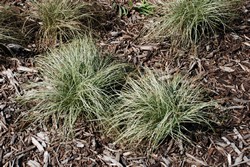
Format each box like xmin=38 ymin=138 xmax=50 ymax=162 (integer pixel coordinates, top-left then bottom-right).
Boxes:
xmin=146 ymin=0 xmax=241 ymax=46
xmin=134 ymin=0 xmax=155 ymax=15
xmin=108 ymin=70 xmax=216 ymax=150
xmin=31 ymin=0 xmax=92 ymax=49
xmin=0 ymin=5 xmax=25 ymax=43
xmin=0 ymin=28 xmax=15 ymax=42
xmin=113 ymin=0 xmax=154 ymax=16
xmin=23 ymin=36 xmax=129 ymax=133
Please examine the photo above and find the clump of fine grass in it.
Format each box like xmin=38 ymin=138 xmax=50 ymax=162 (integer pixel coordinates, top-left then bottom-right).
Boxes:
xmin=108 ymin=69 xmax=217 ymax=150
xmin=22 ymin=36 xmax=130 ymax=134
xmin=29 ymin=0 xmax=93 ymax=50
xmin=0 ymin=28 xmax=16 ymax=42
xmin=0 ymin=5 xmax=26 ymax=43
xmin=146 ymin=0 xmax=241 ymax=46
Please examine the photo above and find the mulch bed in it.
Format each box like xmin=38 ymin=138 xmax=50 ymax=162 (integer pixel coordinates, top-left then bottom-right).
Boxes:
xmin=0 ymin=0 xmax=249 ymax=166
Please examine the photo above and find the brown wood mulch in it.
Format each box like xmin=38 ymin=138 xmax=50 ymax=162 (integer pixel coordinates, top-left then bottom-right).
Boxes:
xmin=0 ymin=0 xmax=250 ymax=166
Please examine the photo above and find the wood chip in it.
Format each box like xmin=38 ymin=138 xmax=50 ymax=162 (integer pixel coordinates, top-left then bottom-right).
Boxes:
xmin=43 ymin=151 xmax=50 ymax=167
xmin=17 ymin=66 xmax=38 ymax=73
xmin=75 ymin=141 xmax=84 ymax=148
xmin=110 ymin=31 xmax=122 ymax=37
xmin=243 ymin=42 xmax=250 ymax=47
xmin=31 ymin=137 xmax=44 ymax=153
xmin=227 ymin=153 xmax=232 ymax=166
xmin=27 ymin=160 xmax=41 ymax=167
xmin=2 ymin=69 xmax=21 ymax=95
xmin=139 ymin=45 xmax=155 ymax=51
xmin=186 ymin=153 xmax=208 ymax=166
xmin=222 ymin=136 xmax=250 ymax=165
xmin=234 ymin=152 xmax=243 ymax=165
xmin=233 ymin=98 xmax=250 ymax=103
xmin=123 ymin=152 xmax=132 ymax=156
xmin=219 ymin=66 xmax=235 ymax=72
xmin=222 ymin=137 xmax=241 ymax=154
xmin=15 ymin=146 xmax=36 ymax=157
xmin=161 ymin=157 xmax=171 ymax=166
xmin=0 ymin=148 xmax=3 ymax=166
xmin=100 ymin=155 xmax=123 ymax=167
xmin=37 ymin=132 xmax=49 ymax=144
xmin=238 ymin=63 xmax=250 ymax=72
xmin=230 ymin=159 xmax=250 ymax=167
xmin=233 ymin=128 xmax=248 ymax=146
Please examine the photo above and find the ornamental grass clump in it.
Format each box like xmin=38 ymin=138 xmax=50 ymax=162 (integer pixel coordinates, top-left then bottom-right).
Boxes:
xmin=23 ymin=36 xmax=129 ymax=133
xmin=146 ymin=0 xmax=241 ymax=46
xmin=30 ymin=0 xmax=92 ymax=50
xmin=109 ymin=70 xmax=216 ymax=150
xmin=0 ymin=28 xmax=15 ymax=42
xmin=0 ymin=5 xmax=26 ymax=43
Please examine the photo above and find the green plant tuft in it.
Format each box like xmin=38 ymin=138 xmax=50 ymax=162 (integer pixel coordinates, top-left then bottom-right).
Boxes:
xmin=108 ymin=69 xmax=217 ymax=150
xmin=29 ymin=0 xmax=92 ymax=50
xmin=0 ymin=28 xmax=15 ymax=42
xmin=146 ymin=0 xmax=241 ymax=46
xmin=0 ymin=5 xmax=26 ymax=43
xmin=134 ymin=0 xmax=155 ymax=15
xmin=112 ymin=0 xmax=132 ymax=17
xmin=112 ymin=0 xmax=154 ymax=17
xmin=22 ymin=36 xmax=130 ymax=135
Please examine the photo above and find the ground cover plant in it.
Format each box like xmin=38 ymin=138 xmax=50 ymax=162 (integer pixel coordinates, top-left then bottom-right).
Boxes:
xmin=0 ymin=4 xmax=26 ymax=43
xmin=0 ymin=28 xmax=15 ymax=42
xmin=108 ymin=69 xmax=217 ymax=150
xmin=28 ymin=0 xmax=93 ymax=50
xmin=134 ymin=0 xmax=155 ymax=15
xmin=22 ymin=36 xmax=130 ymax=134
xmin=146 ymin=0 xmax=241 ymax=46
xmin=112 ymin=0 xmax=154 ymax=16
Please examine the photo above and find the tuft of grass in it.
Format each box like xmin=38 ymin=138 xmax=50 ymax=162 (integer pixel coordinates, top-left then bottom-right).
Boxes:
xmin=146 ymin=0 xmax=241 ymax=46
xmin=108 ymin=69 xmax=217 ymax=150
xmin=22 ymin=36 xmax=130 ymax=134
xmin=0 ymin=28 xmax=16 ymax=42
xmin=29 ymin=0 xmax=93 ymax=50
xmin=0 ymin=5 xmax=26 ymax=43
